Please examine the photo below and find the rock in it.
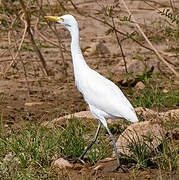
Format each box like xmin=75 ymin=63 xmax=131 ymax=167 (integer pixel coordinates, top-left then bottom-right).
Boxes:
xmin=42 ymin=110 xmax=123 ymax=128
xmin=135 ymin=107 xmax=157 ymax=114
xmin=134 ymin=107 xmax=179 ymax=121
xmin=134 ymin=81 xmax=145 ymax=90
xmin=42 ymin=108 xmax=179 ymax=128
xmin=84 ymin=41 xmax=110 ymax=57
xmin=96 ymin=41 xmax=110 ymax=55
xmin=114 ymin=121 xmax=166 ymax=156
xmin=162 ymin=88 xmax=169 ymax=93
xmin=111 ymin=57 xmax=160 ymax=77
xmin=135 ymin=107 xmax=158 ymax=120
xmin=112 ymin=59 xmax=143 ymax=75
xmin=114 ymin=108 xmax=179 ymax=156
xmin=160 ymin=109 xmax=179 ymax=121
xmin=51 ymin=111 xmax=94 ymax=123
xmin=6 ymin=106 xmax=13 ymax=109
xmin=41 ymin=110 xmax=94 ymax=128
xmin=52 ymin=158 xmax=72 ymax=169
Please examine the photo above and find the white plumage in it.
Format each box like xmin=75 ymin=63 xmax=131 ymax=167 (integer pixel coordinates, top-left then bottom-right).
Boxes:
xmin=45 ymin=14 xmax=138 ymax=171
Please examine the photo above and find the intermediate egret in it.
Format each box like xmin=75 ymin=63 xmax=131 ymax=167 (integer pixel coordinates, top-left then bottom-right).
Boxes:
xmin=45 ymin=14 xmax=138 ymax=171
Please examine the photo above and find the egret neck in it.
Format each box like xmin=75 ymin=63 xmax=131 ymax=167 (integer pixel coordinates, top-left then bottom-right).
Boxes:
xmin=69 ymin=26 xmax=88 ymax=80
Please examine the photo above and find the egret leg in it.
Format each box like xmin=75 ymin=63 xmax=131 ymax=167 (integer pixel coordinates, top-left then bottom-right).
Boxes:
xmin=105 ymin=126 xmax=127 ymax=172
xmin=79 ymin=121 xmax=102 ymax=160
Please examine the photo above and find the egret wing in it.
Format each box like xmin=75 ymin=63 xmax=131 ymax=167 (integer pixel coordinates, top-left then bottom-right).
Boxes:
xmin=78 ymin=69 xmax=137 ymax=121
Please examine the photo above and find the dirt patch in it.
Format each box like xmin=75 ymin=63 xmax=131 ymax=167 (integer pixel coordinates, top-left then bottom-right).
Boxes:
xmin=0 ymin=77 xmax=87 ymax=125
xmin=54 ymin=159 xmax=179 ymax=180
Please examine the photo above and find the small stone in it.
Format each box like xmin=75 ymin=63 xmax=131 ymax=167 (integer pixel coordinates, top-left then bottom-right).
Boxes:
xmin=25 ymin=102 xmax=43 ymax=106
xmin=84 ymin=41 xmax=110 ymax=57
xmin=160 ymin=109 xmax=179 ymax=121
xmin=52 ymin=158 xmax=72 ymax=169
xmin=6 ymin=106 xmax=13 ymax=109
xmin=162 ymin=88 xmax=168 ymax=93
xmin=93 ymin=164 xmax=103 ymax=171
xmin=134 ymin=81 xmax=145 ymax=90
xmin=96 ymin=41 xmax=110 ymax=55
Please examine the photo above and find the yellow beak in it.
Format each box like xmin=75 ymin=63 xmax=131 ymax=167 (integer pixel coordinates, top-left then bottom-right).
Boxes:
xmin=44 ymin=16 xmax=58 ymax=21
xmin=44 ymin=16 xmax=64 ymax=22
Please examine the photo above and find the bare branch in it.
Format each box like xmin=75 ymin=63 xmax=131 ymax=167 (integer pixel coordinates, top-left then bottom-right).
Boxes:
xmin=111 ymin=16 xmax=128 ymax=74
xmin=19 ymin=0 xmax=50 ymax=76
xmin=121 ymin=0 xmax=179 ymax=78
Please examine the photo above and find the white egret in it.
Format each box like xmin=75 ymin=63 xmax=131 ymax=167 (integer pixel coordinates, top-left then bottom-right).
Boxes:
xmin=45 ymin=14 xmax=138 ymax=171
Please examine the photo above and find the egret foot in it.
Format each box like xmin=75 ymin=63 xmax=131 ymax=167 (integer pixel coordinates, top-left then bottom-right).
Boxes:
xmin=71 ymin=158 xmax=86 ymax=165
xmin=114 ymin=165 xmax=128 ymax=173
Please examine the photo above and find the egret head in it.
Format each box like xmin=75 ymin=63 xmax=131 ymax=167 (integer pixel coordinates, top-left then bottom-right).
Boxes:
xmin=44 ymin=14 xmax=78 ymax=31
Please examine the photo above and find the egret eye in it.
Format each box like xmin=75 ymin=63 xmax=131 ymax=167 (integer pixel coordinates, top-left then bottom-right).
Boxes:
xmin=58 ymin=18 xmax=64 ymax=22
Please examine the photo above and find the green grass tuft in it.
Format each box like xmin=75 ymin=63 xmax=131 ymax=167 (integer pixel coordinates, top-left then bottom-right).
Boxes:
xmin=0 ymin=118 xmax=111 ymax=178
xmin=120 ymin=131 xmax=178 ymax=171
xmin=131 ymin=82 xmax=179 ymax=110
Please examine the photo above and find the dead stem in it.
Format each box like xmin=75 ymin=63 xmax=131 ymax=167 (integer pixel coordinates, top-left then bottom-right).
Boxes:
xmin=35 ymin=0 xmax=68 ymax=78
xmin=19 ymin=0 xmax=49 ymax=76
xmin=88 ymin=15 xmax=154 ymax=52
xmin=53 ymin=24 xmax=68 ymax=78
xmin=111 ymin=16 xmax=128 ymax=74
xmin=121 ymin=0 xmax=179 ymax=78
xmin=4 ymin=13 xmax=28 ymax=75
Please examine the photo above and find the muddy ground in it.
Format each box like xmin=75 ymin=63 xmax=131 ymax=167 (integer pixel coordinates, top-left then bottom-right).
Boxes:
xmin=0 ymin=0 xmax=179 ymax=179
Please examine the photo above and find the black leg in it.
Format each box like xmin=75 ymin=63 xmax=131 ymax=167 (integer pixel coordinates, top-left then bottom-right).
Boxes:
xmin=79 ymin=121 xmax=102 ymax=160
xmin=105 ymin=126 xmax=127 ymax=172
